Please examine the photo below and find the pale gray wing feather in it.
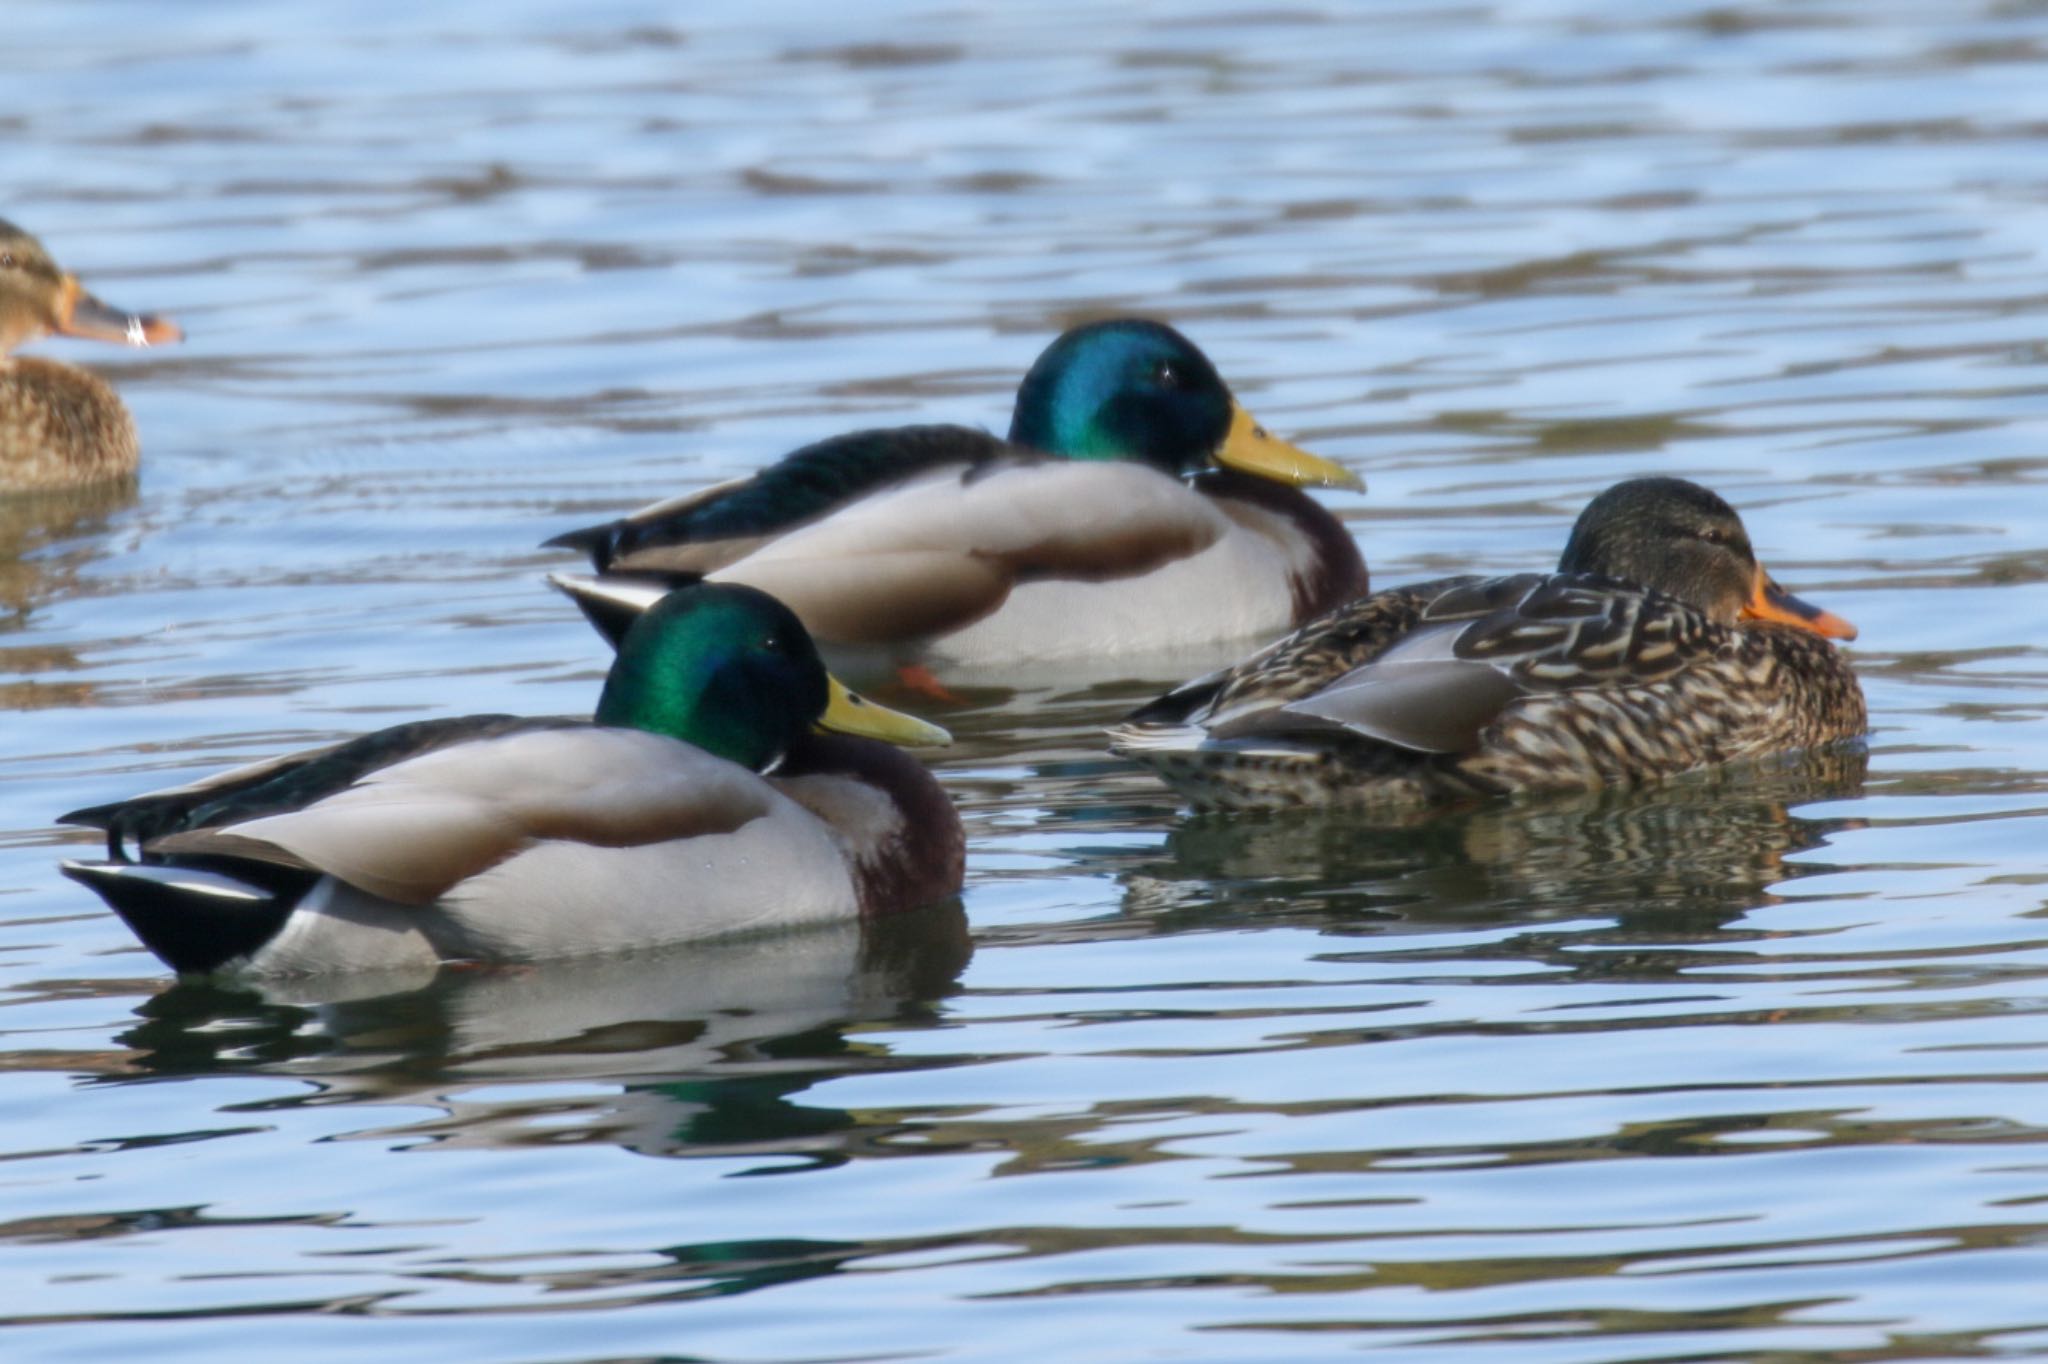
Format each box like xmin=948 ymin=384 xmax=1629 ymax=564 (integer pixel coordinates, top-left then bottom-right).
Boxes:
xmin=1266 ymin=621 xmax=1525 ymax=754
xmin=708 ymin=461 xmax=1228 ymax=644
xmin=151 ymin=728 xmax=773 ymax=907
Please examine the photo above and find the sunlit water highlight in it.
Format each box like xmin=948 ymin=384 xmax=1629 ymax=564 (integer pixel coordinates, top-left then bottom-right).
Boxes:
xmin=5 ymin=2 xmax=2048 ymax=1361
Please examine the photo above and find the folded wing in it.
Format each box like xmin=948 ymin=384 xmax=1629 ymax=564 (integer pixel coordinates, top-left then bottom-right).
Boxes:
xmin=145 ymin=727 xmax=776 ymax=906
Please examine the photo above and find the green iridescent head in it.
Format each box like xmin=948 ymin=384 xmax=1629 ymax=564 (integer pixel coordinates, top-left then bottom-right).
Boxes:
xmin=1008 ymin=319 xmax=1231 ymax=473
xmin=1006 ymin=318 xmax=1361 ymax=489
xmin=594 ymin=584 xmax=949 ymax=769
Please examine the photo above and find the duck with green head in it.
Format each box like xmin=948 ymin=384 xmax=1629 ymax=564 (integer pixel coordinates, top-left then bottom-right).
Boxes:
xmin=58 ymin=584 xmax=963 ymax=976
xmin=0 ymin=219 xmax=181 ymax=491
xmin=545 ymin=318 xmax=1366 ymax=674
xmin=1112 ymin=477 xmax=1866 ymax=808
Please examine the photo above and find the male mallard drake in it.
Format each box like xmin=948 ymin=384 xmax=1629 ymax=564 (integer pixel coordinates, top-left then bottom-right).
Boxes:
xmin=1 ymin=219 xmax=181 ymax=491
xmin=58 ymin=584 xmax=963 ymax=976
xmin=1111 ymin=477 xmax=1865 ymax=809
xmin=545 ymin=318 xmax=1365 ymax=672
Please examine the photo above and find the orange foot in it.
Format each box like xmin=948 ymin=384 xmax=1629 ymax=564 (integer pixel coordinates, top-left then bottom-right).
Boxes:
xmin=896 ymin=663 xmax=964 ymax=705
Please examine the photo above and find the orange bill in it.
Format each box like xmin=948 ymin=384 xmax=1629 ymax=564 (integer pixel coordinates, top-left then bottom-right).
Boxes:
xmin=1742 ymin=566 xmax=1856 ymax=641
xmin=55 ymin=274 xmax=182 ymax=347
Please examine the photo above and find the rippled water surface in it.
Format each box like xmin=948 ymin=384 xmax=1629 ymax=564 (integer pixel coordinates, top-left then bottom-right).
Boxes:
xmin=6 ymin=2 xmax=2048 ymax=1360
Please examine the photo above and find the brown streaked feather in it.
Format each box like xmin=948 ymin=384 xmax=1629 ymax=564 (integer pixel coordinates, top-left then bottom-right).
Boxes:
xmin=1138 ymin=576 xmax=1482 ymax=730
xmin=1 ymin=357 xmax=139 ymax=490
xmin=1115 ymin=571 xmax=1866 ymax=809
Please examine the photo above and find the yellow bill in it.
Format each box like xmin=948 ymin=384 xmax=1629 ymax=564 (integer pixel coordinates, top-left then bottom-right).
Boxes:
xmin=1214 ymin=402 xmax=1362 ymax=491
xmin=820 ymin=675 xmax=952 ymax=747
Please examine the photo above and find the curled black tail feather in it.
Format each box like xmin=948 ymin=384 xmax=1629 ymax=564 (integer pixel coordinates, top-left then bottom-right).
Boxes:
xmin=61 ymin=861 xmax=301 ymax=975
xmin=541 ymin=521 xmax=623 ymax=569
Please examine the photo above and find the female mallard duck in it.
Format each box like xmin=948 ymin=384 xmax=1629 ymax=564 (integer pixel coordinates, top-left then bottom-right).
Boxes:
xmin=58 ymin=584 xmax=963 ymax=976
xmin=1111 ymin=477 xmax=1865 ymax=809
xmin=1 ymin=219 xmax=181 ymax=491
xmin=545 ymin=318 xmax=1366 ymax=673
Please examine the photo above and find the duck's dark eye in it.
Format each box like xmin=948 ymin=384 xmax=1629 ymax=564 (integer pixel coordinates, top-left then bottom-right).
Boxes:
xmin=1153 ymin=361 xmax=1181 ymax=389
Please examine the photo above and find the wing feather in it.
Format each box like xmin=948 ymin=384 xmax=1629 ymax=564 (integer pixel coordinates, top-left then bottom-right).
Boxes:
xmin=552 ymin=425 xmax=1009 ymax=573
xmin=710 ymin=461 xmax=1227 ymax=645
xmin=149 ymin=728 xmax=773 ymax=907
xmin=1269 ymin=622 xmax=1524 ymax=753
xmin=1188 ymin=573 xmax=1725 ymax=757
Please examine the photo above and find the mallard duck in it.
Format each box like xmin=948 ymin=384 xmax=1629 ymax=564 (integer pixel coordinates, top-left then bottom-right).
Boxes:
xmin=1 ymin=219 xmax=181 ymax=491
xmin=545 ymin=318 xmax=1366 ymax=672
xmin=58 ymin=584 xmax=963 ymax=976
xmin=1111 ymin=477 xmax=1865 ymax=809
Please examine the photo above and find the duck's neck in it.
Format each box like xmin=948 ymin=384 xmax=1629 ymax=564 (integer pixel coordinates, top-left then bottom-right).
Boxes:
xmin=775 ymin=733 xmax=962 ymax=917
xmin=1195 ymin=468 xmax=1368 ymax=622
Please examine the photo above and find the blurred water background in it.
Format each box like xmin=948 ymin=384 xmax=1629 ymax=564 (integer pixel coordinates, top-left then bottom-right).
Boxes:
xmin=5 ymin=2 xmax=2048 ymax=1360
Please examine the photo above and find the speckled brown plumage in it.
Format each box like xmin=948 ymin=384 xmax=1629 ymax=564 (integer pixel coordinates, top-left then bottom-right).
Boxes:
xmin=1112 ymin=478 xmax=1867 ymax=810
xmin=0 ymin=358 xmax=140 ymax=490
xmin=0 ymin=219 xmax=179 ymax=493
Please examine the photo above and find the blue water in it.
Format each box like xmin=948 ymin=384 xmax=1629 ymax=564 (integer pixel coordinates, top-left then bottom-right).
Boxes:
xmin=5 ymin=2 xmax=2048 ymax=1360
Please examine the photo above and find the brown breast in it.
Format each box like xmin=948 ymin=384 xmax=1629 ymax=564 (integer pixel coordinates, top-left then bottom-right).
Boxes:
xmin=0 ymin=357 xmax=141 ymax=491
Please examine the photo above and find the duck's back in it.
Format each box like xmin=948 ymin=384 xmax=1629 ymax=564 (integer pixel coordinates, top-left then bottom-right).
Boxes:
xmin=550 ymin=424 xmax=1012 ymax=576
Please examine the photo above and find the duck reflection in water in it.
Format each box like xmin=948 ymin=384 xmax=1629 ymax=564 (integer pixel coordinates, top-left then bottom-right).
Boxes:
xmin=0 ymin=480 xmax=136 ymax=709
xmin=1119 ymin=744 xmax=1870 ymax=950
xmin=114 ymin=902 xmax=971 ymax=1165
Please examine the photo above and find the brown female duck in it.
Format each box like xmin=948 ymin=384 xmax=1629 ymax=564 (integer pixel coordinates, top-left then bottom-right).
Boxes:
xmin=1112 ymin=477 xmax=1865 ymax=809
xmin=1 ymin=219 xmax=181 ymax=491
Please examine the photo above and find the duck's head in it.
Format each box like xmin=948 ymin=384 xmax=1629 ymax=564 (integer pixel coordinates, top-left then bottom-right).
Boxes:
xmin=1006 ymin=318 xmax=1361 ymax=491
xmin=1558 ymin=477 xmax=1857 ymax=641
xmin=595 ymin=583 xmax=950 ymax=770
xmin=0 ymin=219 xmax=183 ymax=357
